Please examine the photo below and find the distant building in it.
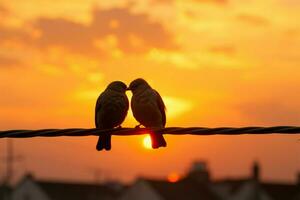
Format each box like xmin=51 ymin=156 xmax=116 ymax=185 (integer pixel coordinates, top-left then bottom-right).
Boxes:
xmin=119 ymin=178 xmax=221 ymax=200
xmin=4 ymin=162 xmax=300 ymax=200
xmin=212 ymin=162 xmax=300 ymax=200
xmin=120 ymin=161 xmax=221 ymax=200
xmin=10 ymin=174 xmax=123 ymax=200
xmin=120 ymin=161 xmax=300 ymax=200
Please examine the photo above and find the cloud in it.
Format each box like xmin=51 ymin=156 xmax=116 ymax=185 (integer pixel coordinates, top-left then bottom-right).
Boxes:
xmin=146 ymin=48 xmax=247 ymax=70
xmin=34 ymin=7 xmax=176 ymax=55
xmin=34 ymin=18 xmax=95 ymax=54
xmin=236 ymin=14 xmax=269 ymax=26
xmin=0 ymin=26 xmax=32 ymax=44
xmin=91 ymin=8 xmax=175 ymax=51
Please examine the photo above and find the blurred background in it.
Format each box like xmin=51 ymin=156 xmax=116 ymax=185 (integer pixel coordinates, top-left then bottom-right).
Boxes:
xmin=0 ymin=0 xmax=299 ymax=191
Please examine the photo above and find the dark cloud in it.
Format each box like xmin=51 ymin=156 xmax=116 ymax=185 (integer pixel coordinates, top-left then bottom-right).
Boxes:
xmin=34 ymin=7 xmax=176 ymax=55
xmin=91 ymin=8 xmax=175 ymax=52
xmin=236 ymin=14 xmax=269 ymax=26
xmin=35 ymin=18 xmax=95 ymax=54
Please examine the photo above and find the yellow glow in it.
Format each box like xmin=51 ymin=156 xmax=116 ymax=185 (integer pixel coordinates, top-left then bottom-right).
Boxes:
xmin=167 ymin=172 xmax=180 ymax=183
xmin=87 ymin=72 xmax=104 ymax=83
xmin=147 ymin=49 xmax=199 ymax=69
xmin=163 ymin=97 xmax=193 ymax=119
xmin=143 ymin=135 xmax=152 ymax=149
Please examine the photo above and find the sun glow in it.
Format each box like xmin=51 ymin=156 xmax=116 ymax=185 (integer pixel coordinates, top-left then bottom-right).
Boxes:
xmin=167 ymin=172 xmax=180 ymax=183
xmin=143 ymin=135 xmax=152 ymax=149
xmin=163 ymin=97 xmax=193 ymax=119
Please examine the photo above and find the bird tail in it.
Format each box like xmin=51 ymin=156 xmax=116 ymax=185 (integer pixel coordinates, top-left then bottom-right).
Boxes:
xmin=150 ymin=132 xmax=167 ymax=149
xmin=96 ymin=133 xmax=111 ymax=151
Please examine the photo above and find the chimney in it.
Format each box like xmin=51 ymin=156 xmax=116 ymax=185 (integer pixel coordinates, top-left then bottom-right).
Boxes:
xmin=252 ymin=161 xmax=260 ymax=181
xmin=187 ymin=161 xmax=210 ymax=183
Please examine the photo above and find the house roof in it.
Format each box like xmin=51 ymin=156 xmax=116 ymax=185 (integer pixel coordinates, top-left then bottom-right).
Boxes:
xmin=214 ymin=178 xmax=300 ymax=200
xmin=143 ymin=178 xmax=221 ymax=200
xmin=213 ymin=178 xmax=249 ymax=195
xmin=36 ymin=180 xmax=122 ymax=200
xmin=262 ymin=182 xmax=300 ymax=200
xmin=0 ymin=184 xmax=11 ymax=198
xmin=14 ymin=175 xmax=123 ymax=200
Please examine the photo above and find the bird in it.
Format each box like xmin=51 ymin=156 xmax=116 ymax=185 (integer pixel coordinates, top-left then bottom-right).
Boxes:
xmin=128 ymin=78 xmax=167 ymax=149
xmin=95 ymin=81 xmax=129 ymax=151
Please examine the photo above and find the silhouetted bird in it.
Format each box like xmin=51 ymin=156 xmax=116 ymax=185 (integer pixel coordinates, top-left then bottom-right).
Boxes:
xmin=128 ymin=78 xmax=167 ymax=149
xmin=95 ymin=81 xmax=129 ymax=151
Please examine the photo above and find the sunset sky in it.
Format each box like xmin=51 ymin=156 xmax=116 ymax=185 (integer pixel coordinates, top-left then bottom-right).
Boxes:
xmin=0 ymin=0 xmax=300 ymax=184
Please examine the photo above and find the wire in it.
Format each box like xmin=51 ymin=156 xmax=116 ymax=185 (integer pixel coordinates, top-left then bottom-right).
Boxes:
xmin=0 ymin=126 xmax=300 ymax=138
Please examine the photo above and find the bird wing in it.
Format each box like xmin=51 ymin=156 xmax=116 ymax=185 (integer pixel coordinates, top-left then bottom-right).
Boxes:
xmin=95 ymin=93 xmax=104 ymax=128
xmin=154 ymin=90 xmax=166 ymax=127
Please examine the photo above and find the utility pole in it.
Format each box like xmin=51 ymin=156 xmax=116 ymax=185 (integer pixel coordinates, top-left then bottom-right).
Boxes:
xmin=5 ymin=139 xmax=13 ymax=185
xmin=2 ymin=139 xmax=22 ymax=200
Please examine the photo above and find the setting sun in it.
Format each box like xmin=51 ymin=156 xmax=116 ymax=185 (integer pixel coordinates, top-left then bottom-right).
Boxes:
xmin=143 ymin=135 xmax=152 ymax=149
xmin=167 ymin=172 xmax=180 ymax=183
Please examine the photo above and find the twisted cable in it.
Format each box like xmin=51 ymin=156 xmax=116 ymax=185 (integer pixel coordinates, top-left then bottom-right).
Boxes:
xmin=0 ymin=126 xmax=300 ymax=138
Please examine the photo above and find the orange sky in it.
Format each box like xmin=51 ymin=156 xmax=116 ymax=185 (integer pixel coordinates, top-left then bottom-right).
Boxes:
xmin=0 ymin=0 xmax=299 ymax=184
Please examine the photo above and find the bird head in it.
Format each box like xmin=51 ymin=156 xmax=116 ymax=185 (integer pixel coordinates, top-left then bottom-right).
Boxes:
xmin=127 ymin=78 xmax=150 ymax=93
xmin=107 ymin=81 xmax=127 ymax=93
